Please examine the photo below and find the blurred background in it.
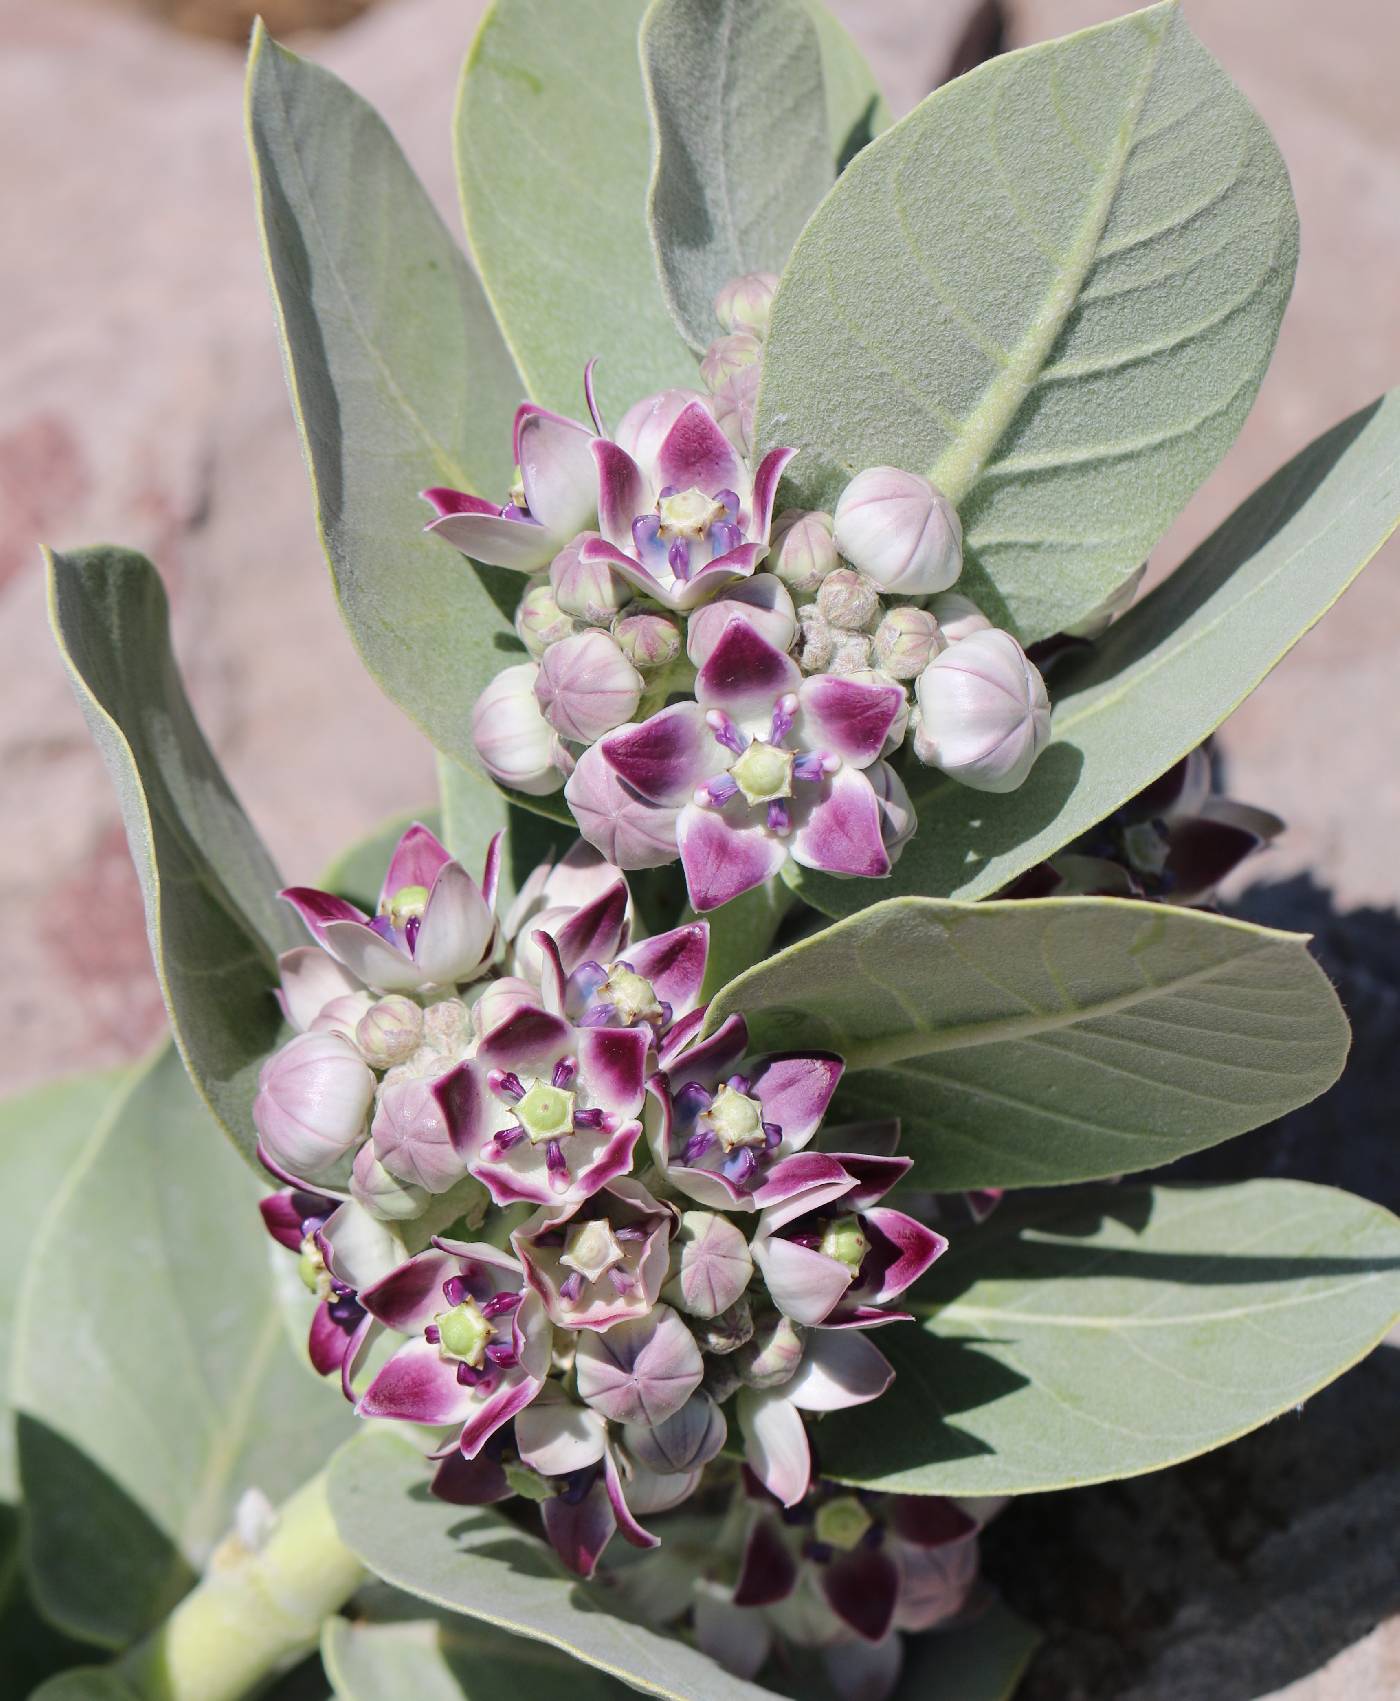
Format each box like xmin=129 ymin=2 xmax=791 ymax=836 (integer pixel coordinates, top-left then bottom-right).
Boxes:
xmin=3 ymin=1 xmax=1397 ymax=1694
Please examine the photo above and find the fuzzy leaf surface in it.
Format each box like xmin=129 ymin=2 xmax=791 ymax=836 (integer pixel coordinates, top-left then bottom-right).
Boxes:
xmin=789 ymin=392 xmax=1400 ymax=916
xmin=755 ymin=1 xmax=1298 ymax=641
xmin=46 ymin=546 xmax=296 ymax=1163
xmin=642 ymin=0 xmax=832 ymax=351
xmin=247 ymin=25 xmax=525 ymax=773
xmin=708 ymin=897 xmax=1349 ymax=1191
xmin=457 ymin=0 xmax=696 ymax=419
xmin=13 ymin=1045 xmax=352 ymax=1647
xmin=818 ymin=1182 xmax=1400 ymax=1494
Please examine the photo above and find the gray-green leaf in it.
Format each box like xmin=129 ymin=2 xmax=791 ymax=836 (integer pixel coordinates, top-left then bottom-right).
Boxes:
xmin=708 ymin=897 xmax=1348 ymax=1191
xmin=13 ymin=1045 xmax=353 ymax=1647
xmin=0 ymin=1069 xmax=123 ymax=1501
xmin=641 ymin=0 xmax=833 ymax=352
xmin=247 ymin=25 xmax=525 ymax=775
xmin=46 ymin=546 xmax=297 ymax=1164
xmin=328 ymin=1431 xmax=771 ymax=1700
xmin=789 ymin=390 xmax=1400 ymax=918
xmin=819 ymin=1181 xmax=1400 ymax=1495
xmin=457 ymin=0 xmax=697 ymax=420
xmin=755 ymin=0 xmax=1298 ymax=641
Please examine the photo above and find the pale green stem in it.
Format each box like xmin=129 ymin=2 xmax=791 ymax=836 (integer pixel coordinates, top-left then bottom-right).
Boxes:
xmin=114 ymin=1472 xmax=364 ymax=1701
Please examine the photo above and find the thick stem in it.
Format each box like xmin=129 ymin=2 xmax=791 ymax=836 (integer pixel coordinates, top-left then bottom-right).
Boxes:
xmin=115 ymin=1473 xmax=364 ymax=1701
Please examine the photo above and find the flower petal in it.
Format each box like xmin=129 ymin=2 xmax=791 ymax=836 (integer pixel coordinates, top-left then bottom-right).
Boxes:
xmin=476 ymin=1007 xmax=573 ymax=1077
xmin=415 ymin=862 xmax=495 ymax=985
xmin=677 ymin=804 xmax=788 ymax=914
xmin=748 ymin=447 xmax=797 ymax=542
xmin=694 ymin=1594 xmax=772 ymax=1681
xmin=430 ymin=1450 xmax=512 ymax=1506
xmin=357 ymin=1246 xmax=456 ymax=1332
xmin=280 ymin=887 xmax=369 ymax=939
xmin=750 ymin=1053 xmax=844 ymax=1150
xmin=425 ymin=509 xmax=556 ymax=572
xmin=860 ymin=1207 xmax=948 ymax=1304
xmin=790 ymin=767 xmax=891 ymax=880
xmin=564 ymin=743 xmax=682 ymax=872
xmin=578 ymin=1025 xmax=649 ymax=1117
xmin=695 ymin=620 xmax=801 ymax=727
xmin=824 ymin=1632 xmax=903 ymax=1700
xmin=420 ymin=486 xmax=501 ymax=519
xmin=665 ymin=544 xmax=764 ymax=611
xmin=733 ymin=1514 xmax=799 ymax=1607
xmin=625 ymin=923 xmax=708 ymax=1016
xmin=655 ymin=400 xmax=744 ymax=497
xmin=552 ymin=880 xmax=630 ymax=975
xmin=515 ymin=403 xmax=598 ymax=539
xmin=308 ymin=1302 xmax=353 ymax=1376
xmin=591 ymin=439 xmax=649 ymax=550
xmin=751 ymin=1236 xmax=852 ymax=1326
xmin=603 ymin=1446 xmax=660 ymax=1549
xmin=798 ymin=675 xmax=905 ymax=769
xmin=379 ymin=822 xmax=454 ymax=910
xmin=515 ymin=1393 xmax=608 ymax=1477
xmin=824 ymin=1547 xmax=901 ymax=1644
xmin=601 ymin=702 xmax=722 ymax=807
xmin=356 ymin=1335 xmax=479 ymax=1425
xmin=316 ymin=920 xmax=424 ymax=993
xmin=459 ymin=1370 xmax=546 ymax=1459
xmin=787 ymin=1328 xmax=893 ymax=1412
xmin=541 ymin=1479 xmax=615 ymax=1580
xmin=737 ymin=1388 xmax=811 ymax=1507
xmin=276 ymin=946 xmax=365 ymax=1032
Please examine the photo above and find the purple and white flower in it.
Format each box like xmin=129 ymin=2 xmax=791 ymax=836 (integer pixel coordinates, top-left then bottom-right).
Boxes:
xmin=513 ymin=1177 xmax=674 ymax=1331
xmin=281 ymin=822 xmax=500 ymax=994
xmin=646 ymin=1011 xmax=843 ymax=1210
xmin=594 ymin=622 xmax=909 ymax=911
xmin=357 ymin=1239 xmax=551 ymax=1457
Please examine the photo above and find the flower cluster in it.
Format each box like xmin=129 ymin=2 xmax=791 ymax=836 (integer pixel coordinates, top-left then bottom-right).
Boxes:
xmin=423 ymin=273 xmax=1061 ymax=913
xmin=254 ymin=823 xmax=946 ymax=1634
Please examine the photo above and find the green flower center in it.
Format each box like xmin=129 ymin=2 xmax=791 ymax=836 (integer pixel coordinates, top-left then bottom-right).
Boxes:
xmin=603 ymin=965 xmax=662 ymax=1026
xmin=434 ymin=1297 xmax=492 ymax=1368
xmin=731 ymin=740 xmax=794 ymax=805
xmin=819 ymin=1215 xmax=869 ymax=1273
xmin=560 ymin=1219 xmax=627 ymax=1285
xmin=814 ymin=1495 xmax=874 ymax=1551
xmin=380 ymin=884 xmax=430 ymax=930
xmin=658 ymin=486 xmax=726 ymax=540
xmin=704 ymin=1083 xmax=767 ymax=1152
xmin=297 ymin=1236 xmax=332 ymax=1303
xmin=516 ymin=1078 xmax=576 ymax=1145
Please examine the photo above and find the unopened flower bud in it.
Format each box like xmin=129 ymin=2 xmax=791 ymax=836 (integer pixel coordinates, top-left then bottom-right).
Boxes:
xmin=624 ymin=1390 xmax=726 ymax=1475
xmin=700 ymin=332 xmax=762 ymax=390
xmin=692 ymin=1295 xmax=754 ymax=1356
xmin=309 ymin=991 xmax=374 ymax=1044
xmin=735 ymin=1313 xmax=804 ymax=1390
xmin=354 ymin=995 xmax=423 ymax=1069
xmin=613 ymin=609 xmax=682 ymax=671
xmin=664 ymin=1210 xmax=754 ymax=1319
xmin=371 ymin=1072 xmax=468 ymax=1194
xmin=816 ymin=568 xmax=881 ymax=632
xmin=471 ymin=975 xmax=536 ymax=1038
xmin=710 ymin=364 xmax=759 ymax=456
xmin=565 ymin=742 xmax=681 ymax=869
xmin=927 ymin=591 xmax=991 ymax=643
xmin=703 ymin=1356 xmax=743 ymax=1404
xmin=421 ymin=997 xmax=473 ymax=1055
xmin=796 ymin=604 xmax=834 ymax=672
xmin=550 ymin=534 xmax=630 ymax=626
xmin=874 ymin=605 xmax=945 ymax=678
xmin=350 ymin=1141 xmax=426 ymax=1222
xmin=472 ymin=663 xmax=564 ymax=797
xmin=534 ymin=630 xmax=643 ymax=745
xmin=714 ymin=271 xmax=779 ymax=337
xmin=686 ymin=574 xmax=796 ymax=668
xmin=913 ymin=629 xmax=1050 ymax=793
xmin=827 ymin=630 xmax=875 ymax=674
xmin=834 ymin=467 xmax=962 ymax=594
xmin=574 ymin=1305 xmax=704 ymax=1427
xmin=769 ymin=509 xmax=838 ymax=594
xmin=515 ymin=577 xmax=574 ymax=657
xmin=253 ymin=1031 xmax=374 ymax=1178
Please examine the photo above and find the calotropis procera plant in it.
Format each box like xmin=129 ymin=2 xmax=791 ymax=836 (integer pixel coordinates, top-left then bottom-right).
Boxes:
xmin=12 ymin=2 xmax=1400 ymax=1699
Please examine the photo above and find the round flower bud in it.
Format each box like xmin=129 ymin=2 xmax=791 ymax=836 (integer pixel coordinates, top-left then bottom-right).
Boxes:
xmin=700 ymin=331 xmax=762 ymax=390
xmin=710 ymin=364 xmax=759 ymax=456
xmin=664 ymin=1210 xmax=754 ymax=1319
xmin=927 ymin=590 xmax=992 ymax=644
xmin=613 ymin=609 xmax=682 ymax=671
xmin=471 ymin=975 xmax=537 ymax=1039
xmin=253 ymin=1031 xmax=374 ymax=1178
xmin=795 ymin=604 xmax=834 ymax=672
xmin=816 ymin=568 xmax=881 ymax=633
xmin=833 ymin=466 xmax=962 ymax=594
xmin=353 ymin=995 xmax=424 ymax=1070
xmin=692 ymin=1295 xmax=754 ymax=1357
xmin=735 ymin=1313 xmax=804 ymax=1390
xmin=564 ymin=742 xmax=681 ymax=870
xmin=874 ymin=605 xmax=946 ymax=678
xmin=308 ymin=991 xmax=374 ymax=1044
xmin=350 ymin=1141 xmax=426 ymax=1222
xmin=769 ymin=509 xmax=839 ymax=594
xmin=472 ymin=663 xmax=564 ymax=797
xmin=515 ymin=577 xmax=574 ymax=658
xmin=371 ymin=1072 xmax=468 ymax=1194
xmin=686 ymin=574 xmax=796 ymax=668
xmin=913 ymin=628 xmax=1051 ymax=794
xmin=534 ymin=629 xmax=643 ymax=744
xmin=624 ymin=1390 xmax=726 ymax=1475
xmin=714 ymin=271 xmax=779 ymax=337
xmin=827 ymin=630 xmax=874 ymax=674
xmin=549 ymin=534 xmax=631 ymax=626
xmin=614 ymin=387 xmax=708 ymax=469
